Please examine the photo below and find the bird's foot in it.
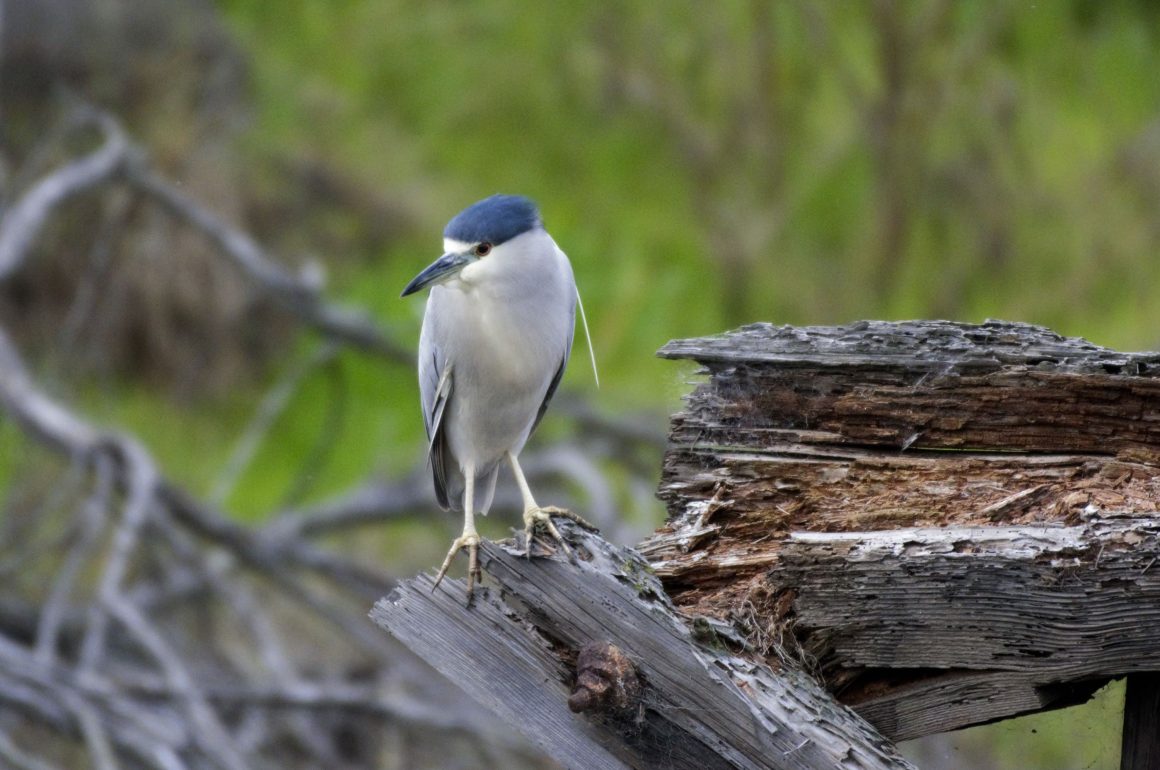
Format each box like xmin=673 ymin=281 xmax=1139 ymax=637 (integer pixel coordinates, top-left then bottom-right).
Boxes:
xmin=432 ymin=532 xmax=482 ymax=604
xmin=522 ymin=506 xmax=595 ymax=558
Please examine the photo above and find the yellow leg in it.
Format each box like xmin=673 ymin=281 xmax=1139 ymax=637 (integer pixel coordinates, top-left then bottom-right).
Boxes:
xmin=432 ymin=468 xmax=482 ymax=602
xmin=508 ymin=451 xmax=591 ymax=558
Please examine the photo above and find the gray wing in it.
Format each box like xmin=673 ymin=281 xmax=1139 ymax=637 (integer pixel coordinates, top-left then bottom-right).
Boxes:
xmin=419 ymin=327 xmax=455 ymax=510
xmin=529 ymin=296 xmax=575 ymax=435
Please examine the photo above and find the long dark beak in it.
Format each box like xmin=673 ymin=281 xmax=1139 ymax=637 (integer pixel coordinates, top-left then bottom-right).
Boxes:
xmin=400 ymin=252 xmax=473 ymax=297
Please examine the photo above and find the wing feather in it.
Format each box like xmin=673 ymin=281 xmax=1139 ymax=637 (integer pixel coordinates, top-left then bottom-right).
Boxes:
xmin=420 ymin=343 xmax=455 ymax=510
xmin=529 ymin=296 xmax=575 ymax=435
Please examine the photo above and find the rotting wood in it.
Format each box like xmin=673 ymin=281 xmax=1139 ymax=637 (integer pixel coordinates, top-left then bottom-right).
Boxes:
xmin=658 ymin=319 xmax=1160 ymax=455
xmin=645 ymin=320 xmax=1160 ymax=740
xmin=375 ymin=319 xmax=1160 ymax=761
xmin=776 ymin=512 xmax=1160 ymax=739
xmin=372 ymin=523 xmax=915 ymax=770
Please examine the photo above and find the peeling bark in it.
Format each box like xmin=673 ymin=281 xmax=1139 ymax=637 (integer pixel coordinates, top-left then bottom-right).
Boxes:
xmin=646 ymin=320 xmax=1160 ymax=740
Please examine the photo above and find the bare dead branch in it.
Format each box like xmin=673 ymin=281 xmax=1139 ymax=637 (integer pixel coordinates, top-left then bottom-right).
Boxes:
xmin=123 ymin=164 xmax=412 ymax=364
xmin=124 ymin=679 xmax=491 ymax=733
xmin=78 ymin=438 xmax=157 ymax=674
xmin=105 ymin=598 xmax=249 ymax=770
xmin=211 ymin=342 xmax=339 ymax=506
xmin=154 ymin=522 xmax=295 ymax=681
xmin=0 ymin=113 xmax=131 ymax=283
xmin=264 ymin=440 xmax=628 ymax=543
xmin=0 ymin=107 xmax=411 ymax=367
xmin=36 ymin=453 xmax=112 ymax=666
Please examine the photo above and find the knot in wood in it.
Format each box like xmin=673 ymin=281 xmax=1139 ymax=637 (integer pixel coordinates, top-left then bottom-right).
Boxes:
xmin=567 ymin=641 xmax=641 ymax=715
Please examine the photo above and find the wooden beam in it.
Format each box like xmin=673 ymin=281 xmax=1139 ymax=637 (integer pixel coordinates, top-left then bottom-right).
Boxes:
xmin=775 ymin=514 xmax=1160 ymax=739
xmin=372 ymin=524 xmax=915 ymax=770
xmin=657 ymin=319 xmax=1160 ymax=454
xmin=648 ymin=320 xmax=1160 ymax=740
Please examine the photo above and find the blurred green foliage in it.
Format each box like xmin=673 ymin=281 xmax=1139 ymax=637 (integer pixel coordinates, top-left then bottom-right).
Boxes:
xmin=221 ymin=0 xmax=1160 ymax=345
xmin=191 ymin=0 xmax=1160 ymax=519
xmin=17 ymin=1 xmax=1154 ymax=766
xmin=904 ymin=680 xmax=1124 ymax=769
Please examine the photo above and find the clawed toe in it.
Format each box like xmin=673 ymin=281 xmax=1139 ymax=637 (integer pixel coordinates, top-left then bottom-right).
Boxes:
xmin=522 ymin=507 xmax=578 ymax=559
xmin=541 ymin=506 xmax=598 ymax=532
xmin=432 ymin=532 xmax=483 ymax=604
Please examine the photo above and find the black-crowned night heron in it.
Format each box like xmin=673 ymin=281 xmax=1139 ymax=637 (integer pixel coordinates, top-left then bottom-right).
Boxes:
xmin=401 ymin=195 xmax=593 ymax=599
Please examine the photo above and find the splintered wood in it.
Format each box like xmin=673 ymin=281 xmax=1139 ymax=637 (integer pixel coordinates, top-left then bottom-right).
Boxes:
xmin=642 ymin=320 xmax=1160 ymax=741
xmin=373 ymin=525 xmax=917 ymax=770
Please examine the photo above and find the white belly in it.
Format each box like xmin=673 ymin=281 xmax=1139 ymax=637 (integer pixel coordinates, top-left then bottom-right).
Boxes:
xmin=429 ymin=279 xmax=570 ymax=473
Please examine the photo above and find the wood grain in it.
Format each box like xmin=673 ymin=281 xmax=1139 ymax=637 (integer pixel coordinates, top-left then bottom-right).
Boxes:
xmin=372 ymin=524 xmax=915 ymax=770
xmin=649 ymin=320 xmax=1160 ymax=740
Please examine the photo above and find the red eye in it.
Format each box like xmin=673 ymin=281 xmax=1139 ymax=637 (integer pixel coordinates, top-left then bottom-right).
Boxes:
xmin=474 ymin=242 xmax=492 ymax=257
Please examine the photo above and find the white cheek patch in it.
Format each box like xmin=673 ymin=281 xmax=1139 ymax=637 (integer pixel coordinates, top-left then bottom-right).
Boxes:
xmin=459 ymin=260 xmax=483 ymax=282
xmin=443 ymin=238 xmax=474 ymax=255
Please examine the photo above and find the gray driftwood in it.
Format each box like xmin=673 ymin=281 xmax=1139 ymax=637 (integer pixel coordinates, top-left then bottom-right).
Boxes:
xmin=372 ymin=524 xmax=914 ymax=770
xmin=644 ymin=320 xmax=1160 ymax=747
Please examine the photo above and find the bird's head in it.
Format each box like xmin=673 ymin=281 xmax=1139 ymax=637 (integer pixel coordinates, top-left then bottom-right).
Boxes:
xmin=401 ymin=194 xmax=543 ymax=297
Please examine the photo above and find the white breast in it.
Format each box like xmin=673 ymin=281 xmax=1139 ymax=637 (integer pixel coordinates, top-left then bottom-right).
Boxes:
xmin=424 ymin=229 xmax=575 ymax=472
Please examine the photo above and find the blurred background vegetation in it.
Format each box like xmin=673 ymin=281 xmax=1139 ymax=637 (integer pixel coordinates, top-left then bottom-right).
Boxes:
xmin=3 ymin=0 xmax=1158 ymax=767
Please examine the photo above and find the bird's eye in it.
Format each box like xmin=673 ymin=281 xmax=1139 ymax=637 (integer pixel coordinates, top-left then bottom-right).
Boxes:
xmin=473 ymin=242 xmax=492 ymax=257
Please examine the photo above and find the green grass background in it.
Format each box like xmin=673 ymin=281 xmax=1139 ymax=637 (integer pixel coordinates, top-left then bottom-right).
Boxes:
xmin=24 ymin=2 xmax=1160 ymax=767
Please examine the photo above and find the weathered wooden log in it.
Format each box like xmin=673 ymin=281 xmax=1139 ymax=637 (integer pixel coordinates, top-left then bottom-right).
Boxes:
xmin=644 ymin=320 xmax=1160 ymax=741
xmin=372 ymin=523 xmax=915 ymax=770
